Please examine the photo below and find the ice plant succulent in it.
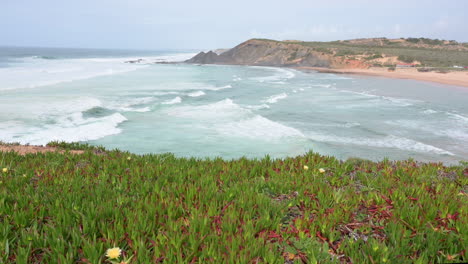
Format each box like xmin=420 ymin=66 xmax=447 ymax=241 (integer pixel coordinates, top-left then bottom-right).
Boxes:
xmin=106 ymin=247 xmax=121 ymax=259
xmin=0 ymin=142 xmax=465 ymax=263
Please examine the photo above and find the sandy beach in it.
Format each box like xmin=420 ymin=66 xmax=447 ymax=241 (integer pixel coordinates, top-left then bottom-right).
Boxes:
xmin=297 ymin=67 xmax=468 ymax=89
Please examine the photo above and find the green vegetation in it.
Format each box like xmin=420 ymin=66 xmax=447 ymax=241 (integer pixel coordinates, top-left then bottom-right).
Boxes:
xmin=365 ymin=54 xmax=383 ymax=60
xmin=406 ymin=38 xmax=445 ymax=45
xmin=334 ymin=49 xmax=359 ymax=56
xmin=0 ymin=143 xmax=466 ymax=263
xmin=313 ymin=48 xmax=333 ymax=54
xmin=46 ymin=141 xmax=105 ymax=151
xmin=268 ymin=39 xmax=468 ymax=67
xmin=397 ymin=55 xmax=416 ymax=63
xmin=288 ymin=52 xmax=298 ymax=61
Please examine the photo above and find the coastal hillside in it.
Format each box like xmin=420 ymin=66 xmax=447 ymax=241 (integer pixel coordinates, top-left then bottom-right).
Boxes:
xmin=186 ymin=39 xmax=332 ymax=67
xmin=187 ymin=38 xmax=468 ymax=69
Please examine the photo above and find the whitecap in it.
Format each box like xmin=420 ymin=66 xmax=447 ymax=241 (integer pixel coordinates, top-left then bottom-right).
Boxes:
xmin=206 ymin=84 xmax=232 ymax=91
xmin=422 ymin=109 xmax=438 ymax=114
xmin=216 ymin=116 xmax=304 ymax=140
xmin=250 ymin=67 xmax=296 ymax=83
xmin=307 ymin=133 xmax=454 ymax=156
xmin=448 ymin=113 xmax=468 ymax=123
xmin=165 ymin=99 xmax=246 ymax=119
xmin=246 ymin=104 xmax=271 ymax=110
xmin=0 ymin=113 xmax=127 ymax=145
xmin=187 ymin=91 xmax=206 ymax=97
xmin=162 ymin=96 xmax=182 ymax=105
xmin=262 ymin=93 xmax=288 ymax=104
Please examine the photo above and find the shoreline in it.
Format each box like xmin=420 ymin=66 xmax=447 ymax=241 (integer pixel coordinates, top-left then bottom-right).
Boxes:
xmin=296 ymin=67 xmax=468 ymax=89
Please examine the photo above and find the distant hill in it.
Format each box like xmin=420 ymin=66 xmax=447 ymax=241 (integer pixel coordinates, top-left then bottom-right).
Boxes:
xmin=186 ymin=38 xmax=468 ymax=69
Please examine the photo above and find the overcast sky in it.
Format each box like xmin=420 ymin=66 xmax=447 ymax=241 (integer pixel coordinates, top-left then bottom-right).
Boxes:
xmin=1 ymin=0 xmax=467 ymax=50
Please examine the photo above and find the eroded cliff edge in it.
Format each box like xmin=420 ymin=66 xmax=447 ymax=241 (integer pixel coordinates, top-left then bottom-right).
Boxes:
xmin=185 ymin=39 xmax=331 ymax=67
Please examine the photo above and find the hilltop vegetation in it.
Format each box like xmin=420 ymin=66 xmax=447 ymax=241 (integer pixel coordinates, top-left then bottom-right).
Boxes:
xmin=265 ymin=37 xmax=468 ymax=68
xmin=1 ymin=143 xmax=466 ymax=263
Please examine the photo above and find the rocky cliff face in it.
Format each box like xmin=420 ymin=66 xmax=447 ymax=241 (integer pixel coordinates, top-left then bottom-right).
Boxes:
xmin=186 ymin=39 xmax=331 ymax=67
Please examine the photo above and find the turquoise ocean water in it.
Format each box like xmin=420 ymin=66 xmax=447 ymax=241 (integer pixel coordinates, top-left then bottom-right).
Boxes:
xmin=0 ymin=47 xmax=467 ymax=163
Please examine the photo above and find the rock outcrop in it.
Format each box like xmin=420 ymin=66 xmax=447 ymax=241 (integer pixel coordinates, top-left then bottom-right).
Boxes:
xmin=185 ymin=39 xmax=331 ymax=67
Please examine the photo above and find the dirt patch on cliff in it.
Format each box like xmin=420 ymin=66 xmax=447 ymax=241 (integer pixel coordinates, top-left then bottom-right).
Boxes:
xmin=0 ymin=145 xmax=84 ymax=155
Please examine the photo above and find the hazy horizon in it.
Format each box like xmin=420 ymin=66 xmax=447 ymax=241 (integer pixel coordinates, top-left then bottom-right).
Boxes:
xmin=1 ymin=0 xmax=467 ymax=50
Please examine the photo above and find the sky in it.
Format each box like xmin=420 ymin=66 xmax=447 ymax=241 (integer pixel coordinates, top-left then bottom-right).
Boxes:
xmin=1 ymin=0 xmax=467 ymax=50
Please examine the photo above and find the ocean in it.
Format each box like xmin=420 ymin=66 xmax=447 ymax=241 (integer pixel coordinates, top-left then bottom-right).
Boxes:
xmin=1 ymin=46 xmax=467 ymax=164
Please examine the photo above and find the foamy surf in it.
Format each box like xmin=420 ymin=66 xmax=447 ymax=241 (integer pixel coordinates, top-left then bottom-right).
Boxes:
xmin=217 ymin=116 xmax=304 ymax=140
xmin=162 ymin=96 xmax=182 ymax=105
xmin=250 ymin=67 xmax=297 ymax=83
xmin=0 ymin=57 xmax=145 ymax=91
xmin=263 ymin=93 xmax=288 ymax=104
xmin=187 ymin=91 xmax=206 ymax=97
xmin=307 ymin=132 xmax=454 ymax=156
xmin=0 ymin=52 xmax=195 ymax=91
xmin=165 ymin=98 xmax=304 ymax=141
xmin=0 ymin=113 xmax=127 ymax=145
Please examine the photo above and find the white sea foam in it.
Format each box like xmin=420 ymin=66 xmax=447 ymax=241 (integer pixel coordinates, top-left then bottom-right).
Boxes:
xmin=0 ymin=52 xmax=195 ymax=91
xmin=150 ymin=53 xmax=197 ymax=63
xmin=263 ymin=93 xmax=288 ymax=104
xmin=153 ymin=91 xmax=181 ymax=96
xmin=217 ymin=116 xmax=304 ymax=140
xmin=116 ymin=107 xmax=151 ymax=112
xmin=0 ymin=57 xmax=145 ymax=91
xmin=206 ymin=84 xmax=232 ymax=91
xmin=386 ymin=119 xmax=468 ymax=142
xmin=337 ymin=90 xmax=422 ymax=107
xmin=422 ymin=109 xmax=438 ymax=114
xmin=246 ymin=104 xmax=271 ymax=110
xmin=315 ymin=74 xmax=352 ymax=80
xmin=251 ymin=67 xmax=296 ymax=83
xmin=0 ymin=113 xmax=127 ymax=145
xmin=154 ymin=82 xmax=231 ymax=92
xmin=307 ymin=133 xmax=454 ymax=155
xmin=165 ymin=99 xmax=303 ymax=141
xmin=448 ymin=113 xmax=468 ymax=123
xmin=310 ymin=84 xmax=332 ymax=88
xmin=187 ymin=91 xmax=206 ymax=97
xmin=100 ymin=97 xmax=155 ymax=113
xmin=162 ymin=96 xmax=182 ymax=105
xmin=166 ymin=99 xmax=247 ymax=119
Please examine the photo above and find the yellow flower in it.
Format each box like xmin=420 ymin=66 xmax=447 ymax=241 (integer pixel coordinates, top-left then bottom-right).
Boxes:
xmin=127 ymin=156 xmax=131 ymax=160
xmin=319 ymin=168 xmax=325 ymax=173
xmin=303 ymin=165 xmax=309 ymax=170
xmin=2 ymin=168 xmax=8 ymax=173
xmin=106 ymin=247 xmax=121 ymax=259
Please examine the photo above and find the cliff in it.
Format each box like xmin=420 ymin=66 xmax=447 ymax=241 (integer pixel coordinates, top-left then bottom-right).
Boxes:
xmin=186 ymin=38 xmax=468 ymax=69
xmin=185 ymin=39 xmax=331 ymax=67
